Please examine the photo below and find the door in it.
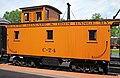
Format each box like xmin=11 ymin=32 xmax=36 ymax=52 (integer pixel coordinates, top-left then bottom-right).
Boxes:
xmin=0 ymin=26 xmax=7 ymax=57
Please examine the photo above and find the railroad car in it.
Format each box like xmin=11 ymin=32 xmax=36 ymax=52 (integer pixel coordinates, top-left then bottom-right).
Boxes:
xmin=0 ymin=3 xmax=120 ymax=74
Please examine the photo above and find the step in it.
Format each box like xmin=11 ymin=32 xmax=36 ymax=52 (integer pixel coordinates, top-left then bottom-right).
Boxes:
xmin=109 ymin=66 xmax=120 ymax=74
xmin=108 ymin=72 xmax=119 ymax=76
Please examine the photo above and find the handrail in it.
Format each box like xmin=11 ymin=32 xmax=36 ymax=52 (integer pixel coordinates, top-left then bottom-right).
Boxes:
xmin=92 ymin=41 xmax=108 ymax=59
xmin=7 ymin=39 xmax=17 ymax=53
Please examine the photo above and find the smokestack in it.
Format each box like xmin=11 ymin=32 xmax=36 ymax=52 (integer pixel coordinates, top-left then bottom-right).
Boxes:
xmin=67 ymin=3 xmax=71 ymax=21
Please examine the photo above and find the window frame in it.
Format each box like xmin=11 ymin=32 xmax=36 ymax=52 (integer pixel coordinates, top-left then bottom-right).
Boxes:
xmin=36 ymin=12 xmax=42 ymax=20
xmin=46 ymin=9 xmax=49 ymax=19
xmin=24 ymin=13 xmax=29 ymax=21
xmin=14 ymin=31 xmax=19 ymax=40
xmin=46 ymin=30 xmax=53 ymax=40
xmin=58 ymin=14 xmax=60 ymax=20
xmin=88 ymin=30 xmax=97 ymax=41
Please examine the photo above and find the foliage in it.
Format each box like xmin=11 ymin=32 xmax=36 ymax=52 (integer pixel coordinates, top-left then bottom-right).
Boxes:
xmin=111 ymin=26 xmax=120 ymax=37
xmin=91 ymin=13 xmax=120 ymax=37
xmin=3 ymin=9 xmax=21 ymax=23
xmin=91 ymin=13 xmax=104 ymax=20
xmin=60 ymin=18 xmax=65 ymax=21
xmin=111 ymin=49 xmax=119 ymax=55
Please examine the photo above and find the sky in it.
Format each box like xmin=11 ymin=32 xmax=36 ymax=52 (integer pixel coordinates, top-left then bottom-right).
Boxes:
xmin=0 ymin=0 xmax=120 ymax=20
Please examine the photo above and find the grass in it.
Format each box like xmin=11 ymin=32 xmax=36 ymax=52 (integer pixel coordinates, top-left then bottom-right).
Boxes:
xmin=111 ymin=49 xmax=120 ymax=55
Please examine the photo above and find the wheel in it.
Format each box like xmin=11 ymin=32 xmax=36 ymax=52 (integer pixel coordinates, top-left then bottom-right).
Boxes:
xmin=12 ymin=57 xmax=22 ymax=66
xmin=12 ymin=58 xmax=17 ymax=65
xmin=12 ymin=57 xmax=19 ymax=66
xmin=27 ymin=60 xmax=36 ymax=67
xmin=69 ymin=61 xmax=76 ymax=72
xmin=21 ymin=59 xmax=27 ymax=67
xmin=103 ymin=63 xmax=108 ymax=74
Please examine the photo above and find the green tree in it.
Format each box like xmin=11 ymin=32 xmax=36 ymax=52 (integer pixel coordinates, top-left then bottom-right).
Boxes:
xmin=91 ymin=13 xmax=103 ymax=20
xmin=3 ymin=9 xmax=21 ymax=23
xmin=91 ymin=13 xmax=120 ymax=37
xmin=60 ymin=18 xmax=65 ymax=21
xmin=111 ymin=26 xmax=120 ymax=37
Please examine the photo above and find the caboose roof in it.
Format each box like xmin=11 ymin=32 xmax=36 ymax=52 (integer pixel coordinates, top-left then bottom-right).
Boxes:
xmin=0 ymin=18 xmax=10 ymax=24
xmin=20 ymin=5 xmax=62 ymax=14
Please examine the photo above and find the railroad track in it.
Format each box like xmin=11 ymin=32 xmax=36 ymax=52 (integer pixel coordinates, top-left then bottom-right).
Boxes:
xmin=108 ymin=57 xmax=120 ymax=75
xmin=1 ymin=57 xmax=120 ymax=76
xmin=3 ymin=62 xmax=114 ymax=76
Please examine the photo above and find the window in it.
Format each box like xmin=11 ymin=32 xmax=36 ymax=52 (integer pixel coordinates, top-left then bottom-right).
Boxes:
xmin=24 ymin=13 xmax=29 ymax=21
xmin=14 ymin=31 xmax=19 ymax=39
xmin=89 ymin=30 xmax=97 ymax=40
xmin=46 ymin=10 xmax=49 ymax=19
xmin=46 ymin=30 xmax=53 ymax=40
xmin=58 ymin=14 xmax=60 ymax=20
xmin=36 ymin=12 xmax=42 ymax=20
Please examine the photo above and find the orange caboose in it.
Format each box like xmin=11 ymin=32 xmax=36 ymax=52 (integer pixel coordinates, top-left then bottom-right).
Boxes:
xmin=7 ymin=21 xmax=111 ymax=61
xmin=1 ymin=4 xmax=120 ymax=74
